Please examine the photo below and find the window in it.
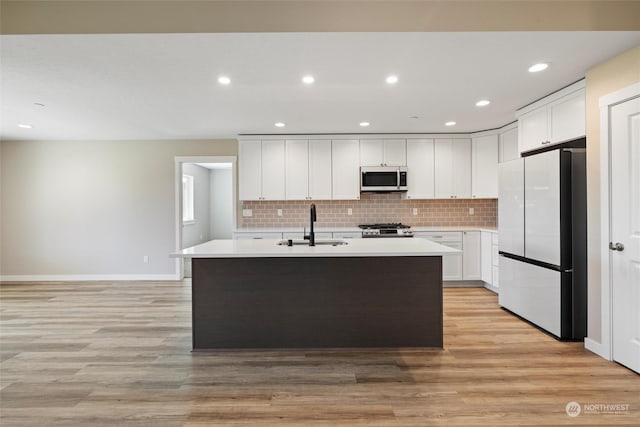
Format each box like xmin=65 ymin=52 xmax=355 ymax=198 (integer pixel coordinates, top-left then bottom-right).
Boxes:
xmin=182 ymin=174 xmax=195 ymax=223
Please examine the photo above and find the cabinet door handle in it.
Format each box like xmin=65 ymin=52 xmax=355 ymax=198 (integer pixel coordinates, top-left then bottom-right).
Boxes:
xmin=541 ymin=140 xmax=551 ymax=145
xmin=609 ymin=242 xmax=625 ymax=251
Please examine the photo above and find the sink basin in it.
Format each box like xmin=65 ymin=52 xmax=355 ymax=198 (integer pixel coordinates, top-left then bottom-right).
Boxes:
xmin=277 ymin=239 xmax=348 ymax=247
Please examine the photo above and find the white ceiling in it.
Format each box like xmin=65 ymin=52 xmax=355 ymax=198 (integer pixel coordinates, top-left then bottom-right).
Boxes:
xmin=1 ymin=32 xmax=639 ymax=141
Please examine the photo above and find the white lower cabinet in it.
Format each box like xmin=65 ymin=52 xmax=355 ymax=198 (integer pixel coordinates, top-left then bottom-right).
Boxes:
xmin=481 ymin=231 xmax=499 ymax=289
xmin=481 ymin=231 xmax=493 ymax=284
xmin=414 ymin=232 xmax=463 ymax=280
xmin=462 ymin=231 xmax=481 ymax=280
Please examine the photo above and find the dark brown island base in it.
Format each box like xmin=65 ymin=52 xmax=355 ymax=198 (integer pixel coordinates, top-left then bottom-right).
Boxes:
xmin=173 ymin=238 xmax=457 ymax=350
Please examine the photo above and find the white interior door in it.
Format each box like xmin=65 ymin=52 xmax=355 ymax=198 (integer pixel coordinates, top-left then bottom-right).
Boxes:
xmin=611 ymin=95 xmax=640 ymax=373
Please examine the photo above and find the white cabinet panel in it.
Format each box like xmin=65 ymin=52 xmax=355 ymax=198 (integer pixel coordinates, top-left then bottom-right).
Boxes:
xmin=518 ymin=108 xmax=548 ymax=153
xmin=415 ymin=232 xmax=463 ymax=280
xmin=517 ymin=84 xmax=585 ymax=154
xmin=549 ymin=90 xmax=586 ymax=144
xmin=434 ymin=139 xmax=454 ymax=198
xmin=239 ymin=140 xmax=262 ymax=201
xmin=308 ymin=140 xmax=332 ymax=200
xmin=360 ymin=139 xmax=406 ymax=166
xmin=481 ymin=231 xmax=493 ymax=284
xmin=524 ymin=150 xmax=560 ymax=265
xmin=285 ymin=139 xmax=309 ymax=200
xmin=472 ymin=134 xmax=499 ymax=198
xmin=498 ymin=256 xmax=561 ymax=337
xmin=443 ymin=242 xmax=463 ymax=280
xmin=405 ymin=139 xmax=435 ymax=199
xmin=453 ymin=139 xmax=472 ymax=198
xmin=285 ymin=139 xmax=332 ymax=201
xmin=332 ymin=139 xmax=360 ymax=200
xmin=359 ymin=139 xmax=385 ymax=166
xmin=261 ymin=140 xmax=286 ymax=200
xmin=383 ymin=139 xmax=407 ymax=166
xmin=498 ymin=158 xmax=525 ymax=256
xmin=463 ymin=231 xmax=481 ymax=280
xmin=499 ymin=127 xmax=519 ymax=163
xmin=434 ymin=138 xmax=471 ymax=199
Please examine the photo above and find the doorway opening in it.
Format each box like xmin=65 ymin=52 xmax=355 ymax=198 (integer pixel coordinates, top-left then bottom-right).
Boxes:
xmin=175 ymin=156 xmax=236 ymax=279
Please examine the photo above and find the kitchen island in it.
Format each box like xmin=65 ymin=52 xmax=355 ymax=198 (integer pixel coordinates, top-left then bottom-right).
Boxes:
xmin=172 ymin=238 xmax=457 ymax=349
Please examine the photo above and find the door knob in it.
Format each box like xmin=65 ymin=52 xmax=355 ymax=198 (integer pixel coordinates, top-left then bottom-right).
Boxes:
xmin=609 ymin=242 xmax=625 ymax=251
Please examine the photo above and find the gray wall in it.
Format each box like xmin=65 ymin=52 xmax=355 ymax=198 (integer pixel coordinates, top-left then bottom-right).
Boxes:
xmin=210 ymin=168 xmax=233 ymax=239
xmin=181 ymin=163 xmax=211 ymax=248
xmin=0 ymin=139 xmax=237 ymax=279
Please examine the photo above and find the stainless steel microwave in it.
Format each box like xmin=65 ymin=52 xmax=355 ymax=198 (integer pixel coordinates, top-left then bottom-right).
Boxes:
xmin=360 ymin=166 xmax=408 ymax=192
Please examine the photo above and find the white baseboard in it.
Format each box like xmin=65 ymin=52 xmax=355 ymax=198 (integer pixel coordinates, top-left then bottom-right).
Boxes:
xmin=584 ymin=337 xmax=611 ymax=361
xmin=0 ymin=274 xmax=181 ymax=282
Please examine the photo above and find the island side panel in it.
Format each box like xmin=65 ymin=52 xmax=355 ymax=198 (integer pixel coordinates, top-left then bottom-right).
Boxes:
xmin=192 ymin=256 xmax=442 ymax=349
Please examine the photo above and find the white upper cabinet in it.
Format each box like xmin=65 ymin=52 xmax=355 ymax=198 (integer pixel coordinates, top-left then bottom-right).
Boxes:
xmin=239 ymin=140 xmax=285 ymax=200
xmin=549 ymin=90 xmax=586 ymax=144
xmin=517 ymin=81 xmax=585 ymax=154
xmin=405 ymin=139 xmax=435 ymax=199
xmin=308 ymin=140 xmax=333 ymax=200
xmin=360 ymin=139 xmax=406 ymax=166
xmin=260 ymin=140 xmax=286 ymax=200
xmin=434 ymin=138 xmax=471 ymax=199
xmin=471 ymin=134 xmax=499 ymax=198
xmin=239 ymin=140 xmax=262 ymax=201
xmin=285 ymin=139 xmax=332 ymax=200
xmin=285 ymin=139 xmax=309 ymax=200
xmin=332 ymin=139 xmax=360 ymax=200
xmin=499 ymin=126 xmax=519 ymax=163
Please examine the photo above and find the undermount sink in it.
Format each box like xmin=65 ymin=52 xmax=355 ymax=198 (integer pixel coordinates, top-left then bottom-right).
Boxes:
xmin=277 ymin=239 xmax=349 ymax=247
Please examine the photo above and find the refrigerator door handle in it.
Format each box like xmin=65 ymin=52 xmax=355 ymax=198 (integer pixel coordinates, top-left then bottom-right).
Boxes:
xmin=609 ymin=242 xmax=625 ymax=251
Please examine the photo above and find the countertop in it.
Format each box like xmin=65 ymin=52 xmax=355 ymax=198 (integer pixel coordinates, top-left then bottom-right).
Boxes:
xmin=233 ymin=226 xmax=498 ymax=233
xmin=172 ymin=237 xmax=459 ymax=259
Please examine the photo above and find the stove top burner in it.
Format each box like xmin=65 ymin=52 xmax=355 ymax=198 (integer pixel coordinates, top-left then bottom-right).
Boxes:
xmin=358 ymin=223 xmax=414 ymax=238
xmin=358 ymin=223 xmax=411 ymax=230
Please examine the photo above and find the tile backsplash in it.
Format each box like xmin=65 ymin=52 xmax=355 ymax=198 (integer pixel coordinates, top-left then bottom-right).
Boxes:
xmin=239 ymin=193 xmax=496 ymax=228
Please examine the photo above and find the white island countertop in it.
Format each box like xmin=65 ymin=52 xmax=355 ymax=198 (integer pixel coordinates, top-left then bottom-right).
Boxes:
xmin=172 ymin=237 xmax=459 ymax=259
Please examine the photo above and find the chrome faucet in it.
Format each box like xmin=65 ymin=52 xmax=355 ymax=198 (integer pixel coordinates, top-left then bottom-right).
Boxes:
xmin=304 ymin=203 xmax=317 ymax=246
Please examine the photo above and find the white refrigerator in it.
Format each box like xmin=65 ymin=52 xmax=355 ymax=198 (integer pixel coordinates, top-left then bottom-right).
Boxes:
xmin=498 ymin=147 xmax=587 ymax=340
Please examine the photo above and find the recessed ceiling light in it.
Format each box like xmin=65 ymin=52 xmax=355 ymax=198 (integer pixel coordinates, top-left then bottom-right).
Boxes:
xmin=385 ymin=75 xmax=398 ymax=84
xmin=528 ymin=63 xmax=549 ymax=73
xmin=274 ymin=122 xmax=285 ymax=127
xmin=359 ymin=122 xmax=370 ymax=127
xmin=445 ymin=121 xmax=456 ymax=127
xmin=217 ymin=76 xmax=231 ymax=85
xmin=476 ymin=100 xmax=491 ymax=107
xmin=302 ymin=75 xmax=315 ymax=84
xmin=18 ymin=124 xmax=33 ymax=129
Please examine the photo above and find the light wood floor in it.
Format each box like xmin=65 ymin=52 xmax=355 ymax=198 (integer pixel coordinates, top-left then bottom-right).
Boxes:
xmin=1 ymin=282 xmax=638 ymax=426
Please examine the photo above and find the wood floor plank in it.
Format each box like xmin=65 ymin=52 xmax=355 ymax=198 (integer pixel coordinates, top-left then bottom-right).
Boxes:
xmin=1 ymin=282 xmax=638 ymax=426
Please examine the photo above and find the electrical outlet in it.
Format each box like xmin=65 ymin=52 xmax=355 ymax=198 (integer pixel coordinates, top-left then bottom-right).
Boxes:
xmin=143 ymin=255 xmax=149 ymax=264
xmin=412 ymin=208 xmax=418 ymax=216
xmin=242 ymin=209 xmax=252 ymax=217
xmin=277 ymin=209 xmax=283 ymax=217
xmin=469 ymin=207 xmax=475 ymax=215
xmin=347 ymin=208 xmax=353 ymax=216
